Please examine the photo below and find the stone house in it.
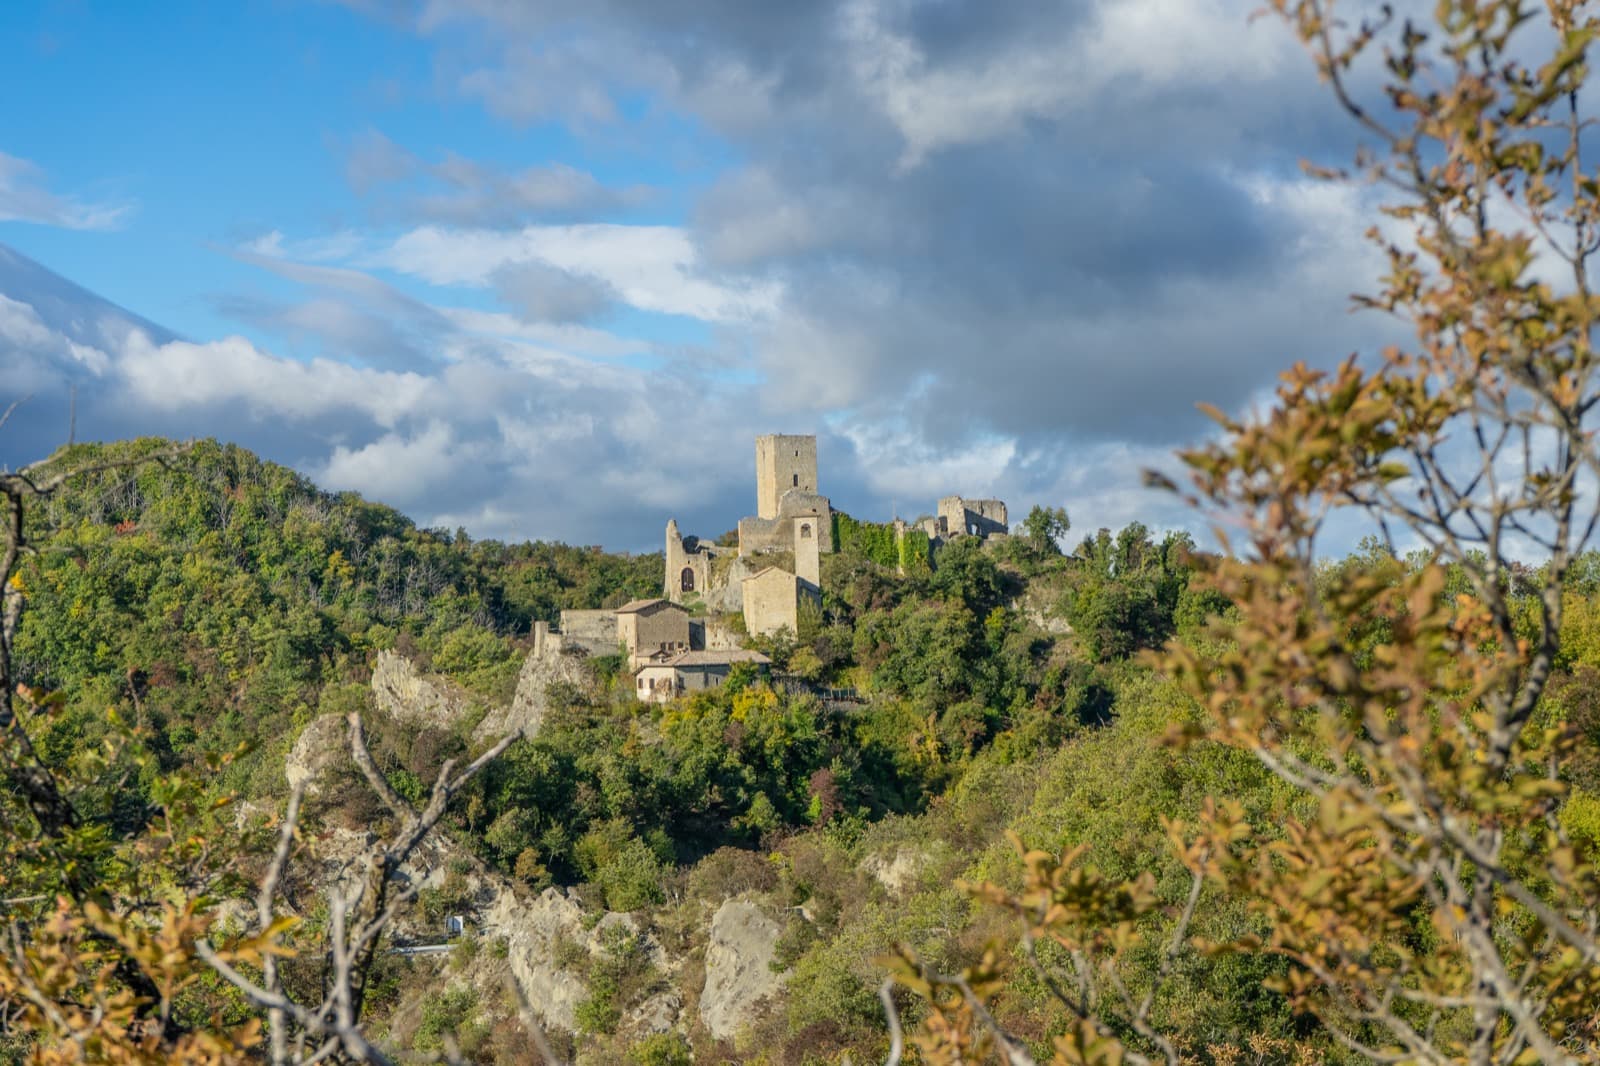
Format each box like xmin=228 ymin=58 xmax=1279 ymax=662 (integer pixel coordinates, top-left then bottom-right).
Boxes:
xmin=633 ymin=649 xmax=772 ymax=703
xmin=615 ymin=598 xmax=691 ymax=664
xmin=740 ymin=566 xmax=820 ymax=638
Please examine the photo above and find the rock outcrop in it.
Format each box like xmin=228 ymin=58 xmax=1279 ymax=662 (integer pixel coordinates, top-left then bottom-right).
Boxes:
xmin=484 ymin=887 xmax=668 ymax=1035
xmin=861 ymin=847 xmax=928 ymax=898
xmin=369 ymin=649 xmax=471 ymax=729
xmin=284 ymin=713 xmax=347 ymax=795
xmin=699 ymin=897 xmax=787 ymax=1041
xmin=473 ymin=623 xmax=589 ymax=742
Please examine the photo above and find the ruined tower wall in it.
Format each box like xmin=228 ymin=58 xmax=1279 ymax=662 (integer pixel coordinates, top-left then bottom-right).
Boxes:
xmin=937 ymin=496 xmax=1009 ymax=538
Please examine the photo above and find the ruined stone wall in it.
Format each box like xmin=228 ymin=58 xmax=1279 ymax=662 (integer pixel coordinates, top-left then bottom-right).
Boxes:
xmin=739 ymin=491 xmax=833 ymax=555
xmin=690 ymin=617 xmax=744 ymax=651
xmin=755 ymin=435 xmax=817 ymax=519
xmin=558 ymin=609 xmax=619 ymax=655
xmin=666 ymin=519 xmax=727 ymax=603
xmin=937 ymin=496 xmax=1009 ymax=538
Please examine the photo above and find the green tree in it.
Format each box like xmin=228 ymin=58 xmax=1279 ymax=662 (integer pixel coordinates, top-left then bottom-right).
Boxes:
xmin=1020 ymin=505 xmax=1071 ymax=556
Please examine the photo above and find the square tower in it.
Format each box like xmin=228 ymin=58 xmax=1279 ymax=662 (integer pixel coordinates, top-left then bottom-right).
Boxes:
xmin=755 ymin=434 xmax=817 ymax=519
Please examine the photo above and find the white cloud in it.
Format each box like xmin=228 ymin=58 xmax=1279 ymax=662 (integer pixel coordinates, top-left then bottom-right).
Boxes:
xmin=439 ymin=306 xmax=648 ymax=359
xmin=837 ymin=418 xmax=1016 ymax=506
xmin=0 ymin=152 xmax=131 ymax=231
xmin=375 ymin=223 xmax=783 ymax=321
xmin=243 ymin=229 xmax=366 ymax=263
xmin=117 ymin=333 xmax=431 ymax=428
xmin=0 ymin=292 xmax=62 ymax=351
xmin=316 ymin=421 xmax=466 ymax=504
xmin=839 ymin=0 xmax=1293 ymax=166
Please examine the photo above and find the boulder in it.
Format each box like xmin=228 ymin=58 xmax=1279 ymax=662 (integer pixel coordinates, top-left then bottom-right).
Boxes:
xmin=699 ymin=897 xmax=787 ymax=1041
xmin=483 ymin=887 xmax=666 ymax=1035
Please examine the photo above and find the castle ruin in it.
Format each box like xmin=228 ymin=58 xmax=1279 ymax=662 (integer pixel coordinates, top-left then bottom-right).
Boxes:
xmin=665 ymin=433 xmax=1008 ymax=638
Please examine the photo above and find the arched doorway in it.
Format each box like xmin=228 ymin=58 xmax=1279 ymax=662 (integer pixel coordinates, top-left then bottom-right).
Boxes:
xmin=680 ymin=566 xmax=695 ymax=593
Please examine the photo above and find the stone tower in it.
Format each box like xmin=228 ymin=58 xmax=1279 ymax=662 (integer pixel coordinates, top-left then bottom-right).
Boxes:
xmin=755 ymin=434 xmax=817 ymax=519
xmin=795 ymin=519 xmax=821 ymax=587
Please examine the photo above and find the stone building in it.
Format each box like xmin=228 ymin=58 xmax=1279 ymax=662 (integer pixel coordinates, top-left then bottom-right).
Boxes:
xmin=927 ymin=496 xmax=1010 ymax=539
xmin=660 ymin=434 xmax=1017 ymax=635
xmin=794 ymin=517 xmax=821 ymax=586
xmin=615 ymin=598 xmax=690 ymax=664
xmin=634 ymin=649 xmax=772 ymax=703
xmin=665 ymin=434 xmax=834 ymax=612
xmin=737 ymin=490 xmax=833 ymax=555
xmin=739 ymin=434 xmax=833 ymax=554
xmin=665 ymin=518 xmax=733 ymax=604
xmin=741 ymin=565 xmax=819 ymax=638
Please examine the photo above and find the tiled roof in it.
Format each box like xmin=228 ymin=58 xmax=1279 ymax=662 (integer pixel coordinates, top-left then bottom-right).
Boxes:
xmin=616 ymin=597 xmax=682 ymax=614
xmin=638 ymin=649 xmax=772 ymax=669
xmin=741 ymin=566 xmax=795 ymax=582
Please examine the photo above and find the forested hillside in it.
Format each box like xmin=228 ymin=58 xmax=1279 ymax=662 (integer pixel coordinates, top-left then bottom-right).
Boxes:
xmin=10 ymin=435 xmax=1600 ymax=1065
xmin=0 ymin=434 xmax=1240 ymax=1061
xmin=12 ymin=438 xmax=659 ymax=795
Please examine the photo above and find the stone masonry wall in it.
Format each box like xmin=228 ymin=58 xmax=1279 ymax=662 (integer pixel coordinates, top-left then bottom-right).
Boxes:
xmin=755 ymin=435 xmax=817 ymax=519
xmin=558 ymin=609 xmax=619 ymax=655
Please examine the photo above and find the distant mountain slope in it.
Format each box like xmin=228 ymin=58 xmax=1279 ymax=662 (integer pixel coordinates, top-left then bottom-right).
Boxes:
xmin=0 ymin=241 xmax=183 ymax=466
xmin=0 ymin=239 xmax=177 ymax=354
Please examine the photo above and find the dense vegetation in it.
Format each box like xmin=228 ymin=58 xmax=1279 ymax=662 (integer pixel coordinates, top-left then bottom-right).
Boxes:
xmin=12 ymin=438 xmax=659 ymax=795
xmin=10 ymin=3 xmax=1600 ymax=1063
xmin=1 ymin=434 xmax=1251 ymax=1061
xmin=7 ymin=424 xmax=1600 ymax=1065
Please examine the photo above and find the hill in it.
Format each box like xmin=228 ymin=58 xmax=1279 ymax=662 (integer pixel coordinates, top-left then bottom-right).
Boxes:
xmin=12 ymin=437 xmax=660 ymax=797
xmin=5 ymin=436 xmax=1261 ymax=1063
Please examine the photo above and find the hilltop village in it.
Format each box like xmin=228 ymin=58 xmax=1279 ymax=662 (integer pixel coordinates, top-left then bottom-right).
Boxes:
xmin=540 ymin=433 xmax=1009 ymax=701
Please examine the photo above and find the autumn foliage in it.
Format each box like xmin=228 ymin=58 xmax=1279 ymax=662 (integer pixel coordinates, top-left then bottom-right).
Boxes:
xmin=896 ymin=1 xmax=1600 ymax=1063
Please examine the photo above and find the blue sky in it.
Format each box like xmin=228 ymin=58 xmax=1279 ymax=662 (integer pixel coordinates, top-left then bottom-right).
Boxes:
xmin=0 ymin=0 xmax=1386 ymax=549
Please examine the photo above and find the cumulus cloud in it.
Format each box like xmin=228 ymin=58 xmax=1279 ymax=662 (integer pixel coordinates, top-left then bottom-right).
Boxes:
xmin=0 ymin=241 xmax=772 ymax=545
xmin=0 ymin=151 xmax=131 ymax=230
xmin=490 ymin=260 xmax=618 ymax=324
xmin=375 ymin=223 xmax=783 ymax=322
xmin=368 ymin=0 xmax=1375 ymax=467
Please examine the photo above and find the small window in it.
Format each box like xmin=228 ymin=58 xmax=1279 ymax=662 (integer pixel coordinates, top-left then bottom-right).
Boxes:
xmin=800 ymin=523 xmax=812 ymax=538
xmin=792 ymin=473 xmax=799 ymax=487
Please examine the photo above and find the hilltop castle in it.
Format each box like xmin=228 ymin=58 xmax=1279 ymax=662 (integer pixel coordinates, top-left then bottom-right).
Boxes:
xmin=666 ymin=434 xmax=1007 ymax=637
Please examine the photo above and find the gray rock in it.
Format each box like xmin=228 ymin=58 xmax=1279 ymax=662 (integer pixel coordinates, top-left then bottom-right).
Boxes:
xmin=284 ymin=714 xmax=347 ymax=795
xmin=370 ymin=649 xmax=470 ymax=729
xmin=473 ymin=629 xmax=588 ymax=742
xmin=700 ymin=898 xmax=787 ymax=1041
